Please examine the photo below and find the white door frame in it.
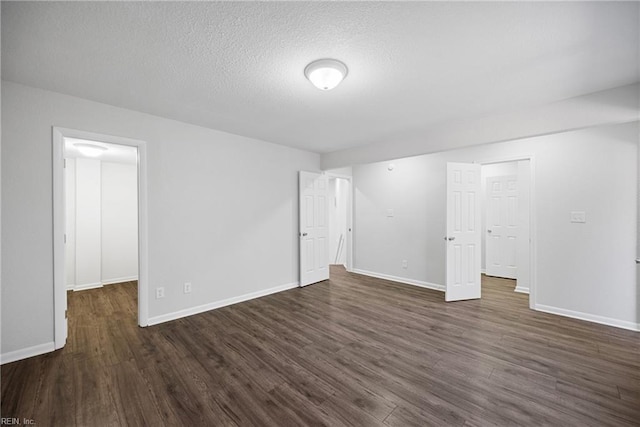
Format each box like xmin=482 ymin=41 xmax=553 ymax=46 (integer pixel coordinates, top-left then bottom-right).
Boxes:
xmin=52 ymin=127 xmax=150 ymax=349
xmin=325 ymin=172 xmax=354 ymax=272
xmin=477 ymin=155 xmax=536 ymax=310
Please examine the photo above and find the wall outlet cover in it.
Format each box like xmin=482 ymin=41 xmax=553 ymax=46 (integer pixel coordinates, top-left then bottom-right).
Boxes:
xmin=570 ymin=211 xmax=586 ymax=223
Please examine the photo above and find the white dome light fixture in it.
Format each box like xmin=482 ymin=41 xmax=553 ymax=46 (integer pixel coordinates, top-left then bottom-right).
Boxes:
xmin=304 ymin=59 xmax=348 ymax=91
xmin=74 ymin=142 xmax=108 ymax=158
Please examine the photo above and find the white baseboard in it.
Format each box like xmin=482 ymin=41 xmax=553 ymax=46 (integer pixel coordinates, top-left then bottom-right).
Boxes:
xmin=73 ymin=282 xmax=103 ymax=291
xmin=514 ymin=286 xmax=530 ymax=294
xmin=481 ymin=268 xmax=486 ymax=274
xmin=147 ymin=281 xmax=299 ymax=326
xmin=1 ymin=341 xmax=56 ymax=365
xmin=69 ymin=277 xmax=139 ymax=291
xmin=102 ymin=276 xmax=138 ymax=286
xmin=535 ymin=304 xmax=640 ymax=332
xmin=351 ymin=269 xmax=445 ymax=292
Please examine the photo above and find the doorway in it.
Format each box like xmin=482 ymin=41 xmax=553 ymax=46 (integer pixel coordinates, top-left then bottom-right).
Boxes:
xmin=53 ymin=128 xmax=149 ymax=350
xmin=298 ymin=171 xmax=353 ymax=287
xmin=64 ymin=139 xmax=138 ymax=291
xmin=328 ymin=176 xmax=351 ymax=270
xmin=481 ymin=159 xmax=532 ymax=301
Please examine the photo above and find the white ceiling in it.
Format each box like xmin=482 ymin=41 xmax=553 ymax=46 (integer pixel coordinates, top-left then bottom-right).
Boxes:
xmin=2 ymin=2 xmax=638 ymax=154
xmin=65 ymin=138 xmax=138 ymax=165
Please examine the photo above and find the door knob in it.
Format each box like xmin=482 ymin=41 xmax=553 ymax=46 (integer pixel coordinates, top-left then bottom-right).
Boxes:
xmin=487 ymin=229 xmax=492 ymax=234
xmin=448 ymin=237 xmax=455 ymax=241
xmin=302 ymin=232 xmax=308 ymax=237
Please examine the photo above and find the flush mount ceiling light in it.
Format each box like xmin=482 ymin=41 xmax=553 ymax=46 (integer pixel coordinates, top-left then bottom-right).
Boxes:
xmin=304 ymin=59 xmax=348 ymax=91
xmin=74 ymin=142 xmax=108 ymax=157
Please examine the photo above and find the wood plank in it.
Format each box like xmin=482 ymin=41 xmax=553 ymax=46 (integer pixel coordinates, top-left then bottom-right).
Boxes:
xmin=2 ymin=268 xmax=639 ymax=426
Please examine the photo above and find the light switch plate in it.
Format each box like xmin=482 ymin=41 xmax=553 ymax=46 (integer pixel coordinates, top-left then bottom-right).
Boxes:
xmin=570 ymin=211 xmax=586 ymax=223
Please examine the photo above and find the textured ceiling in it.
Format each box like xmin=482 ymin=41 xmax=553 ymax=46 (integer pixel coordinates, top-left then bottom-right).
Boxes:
xmin=2 ymin=2 xmax=638 ymax=154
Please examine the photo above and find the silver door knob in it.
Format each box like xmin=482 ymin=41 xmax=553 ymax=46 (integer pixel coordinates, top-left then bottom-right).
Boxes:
xmin=302 ymin=232 xmax=308 ymax=237
xmin=487 ymin=229 xmax=492 ymax=233
xmin=448 ymin=237 xmax=455 ymax=241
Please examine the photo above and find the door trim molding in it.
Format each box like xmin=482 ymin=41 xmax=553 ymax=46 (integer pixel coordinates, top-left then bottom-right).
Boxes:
xmin=52 ymin=127 xmax=149 ymax=350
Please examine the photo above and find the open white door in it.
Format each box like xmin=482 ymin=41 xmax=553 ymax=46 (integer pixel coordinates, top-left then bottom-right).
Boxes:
xmin=299 ymin=171 xmax=330 ymax=287
xmin=485 ymin=175 xmax=518 ymax=279
xmin=445 ymin=163 xmax=481 ymax=302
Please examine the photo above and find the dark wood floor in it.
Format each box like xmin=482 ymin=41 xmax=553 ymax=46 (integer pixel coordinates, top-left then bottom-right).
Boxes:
xmin=2 ymin=267 xmax=639 ymax=426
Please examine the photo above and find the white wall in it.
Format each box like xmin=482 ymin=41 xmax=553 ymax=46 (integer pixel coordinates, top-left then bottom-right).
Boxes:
xmin=323 ymin=83 xmax=640 ymax=169
xmin=352 ymin=122 xmax=638 ymax=329
xmin=74 ymin=158 xmax=102 ymax=289
xmin=101 ymin=161 xmax=138 ymax=284
xmin=325 ymin=166 xmax=353 ymax=177
xmin=1 ymin=81 xmax=320 ymax=357
xmin=353 ymin=159 xmax=433 ymax=286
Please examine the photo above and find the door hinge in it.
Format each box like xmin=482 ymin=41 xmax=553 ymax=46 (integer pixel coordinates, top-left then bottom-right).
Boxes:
xmin=64 ymin=158 xmax=67 ymax=168
xmin=64 ymin=234 xmax=67 ymax=244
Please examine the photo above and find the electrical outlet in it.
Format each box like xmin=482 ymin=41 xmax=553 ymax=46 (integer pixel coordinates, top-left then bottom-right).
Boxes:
xmin=183 ymin=282 xmax=192 ymax=294
xmin=156 ymin=287 xmax=165 ymax=299
xmin=570 ymin=211 xmax=586 ymax=223
xmin=402 ymin=260 xmax=408 ymax=269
